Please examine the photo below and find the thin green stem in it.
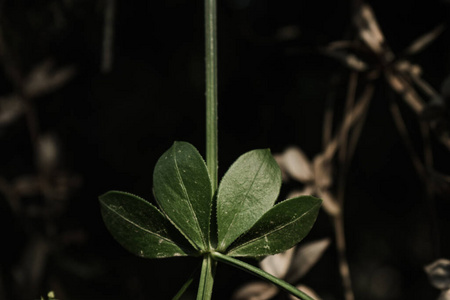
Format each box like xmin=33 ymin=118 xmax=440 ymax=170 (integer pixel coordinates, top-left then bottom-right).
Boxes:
xmin=196 ymin=255 xmax=216 ymax=300
xmin=205 ymin=0 xmax=218 ymax=190
xmin=172 ymin=262 xmax=201 ymax=300
xmin=200 ymin=0 xmax=218 ymax=298
xmin=173 ymin=277 xmax=194 ymax=300
xmin=211 ymin=251 xmax=316 ymax=300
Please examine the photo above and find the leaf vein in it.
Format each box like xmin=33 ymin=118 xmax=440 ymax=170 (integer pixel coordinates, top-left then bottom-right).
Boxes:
xmin=173 ymin=146 xmax=206 ymax=248
xmin=101 ymin=199 xmax=176 ymax=245
xmin=228 ymin=202 xmax=320 ymax=254
xmin=219 ymin=156 xmax=267 ymax=249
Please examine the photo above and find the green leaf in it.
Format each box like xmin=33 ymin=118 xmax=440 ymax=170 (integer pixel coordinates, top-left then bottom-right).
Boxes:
xmin=216 ymin=149 xmax=282 ymax=252
xmin=153 ymin=141 xmax=213 ymax=251
xmin=226 ymin=196 xmax=321 ymax=257
xmin=100 ymin=191 xmax=194 ymax=258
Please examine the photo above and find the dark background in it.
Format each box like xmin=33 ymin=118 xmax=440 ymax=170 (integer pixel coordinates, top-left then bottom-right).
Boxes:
xmin=1 ymin=0 xmax=450 ymax=299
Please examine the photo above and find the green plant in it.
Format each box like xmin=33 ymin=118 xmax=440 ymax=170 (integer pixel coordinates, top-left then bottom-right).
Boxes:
xmin=99 ymin=142 xmax=321 ymax=300
xmin=99 ymin=0 xmax=321 ymax=299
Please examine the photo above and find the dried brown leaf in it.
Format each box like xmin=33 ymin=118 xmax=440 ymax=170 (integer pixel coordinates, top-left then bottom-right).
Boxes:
xmin=405 ymin=24 xmax=445 ymax=55
xmin=287 ymin=187 xmax=315 ymax=199
xmin=322 ymin=48 xmax=369 ymax=72
xmin=318 ymin=190 xmax=341 ymax=216
xmin=37 ymin=133 xmax=61 ymax=174
xmin=23 ymin=60 xmax=76 ymax=98
xmin=13 ymin=175 xmax=40 ymax=196
xmin=289 ymin=284 xmax=322 ymax=300
xmin=260 ymin=247 xmax=295 ymax=278
xmin=354 ymin=4 xmax=385 ymax=55
xmin=385 ymin=71 xmax=425 ymax=113
xmin=285 ymin=238 xmax=331 ymax=283
xmin=274 ymin=154 xmax=289 ymax=182
xmin=425 ymin=259 xmax=450 ymax=290
xmin=395 ymin=60 xmax=422 ymax=76
xmin=280 ymin=147 xmax=314 ymax=183
xmin=0 ymin=95 xmax=25 ymax=126
xmin=312 ymin=155 xmax=332 ymax=189
xmin=438 ymin=289 xmax=450 ymax=300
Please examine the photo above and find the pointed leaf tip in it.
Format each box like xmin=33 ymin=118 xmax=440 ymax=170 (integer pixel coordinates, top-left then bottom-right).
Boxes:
xmin=227 ymin=196 xmax=322 ymax=257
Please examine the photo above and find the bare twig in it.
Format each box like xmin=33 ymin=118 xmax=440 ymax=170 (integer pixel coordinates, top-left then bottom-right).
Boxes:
xmin=333 ymin=72 xmax=359 ymax=300
xmin=404 ymin=24 xmax=445 ymax=56
xmin=347 ymin=85 xmax=372 ymax=161
xmin=389 ymin=94 xmax=441 ymax=258
xmin=334 ymin=215 xmax=354 ymax=300
xmin=22 ymin=61 xmax=76 ymax=98
xmin=410 ymin=72 xmax=439 ymax=98
xmin=385 ymin=70 xmax=425 ymax=114
xmin=387 ymin=70 xmax=450 ymax=150
xmin=340 ymin=72 xmax=358 ymax=170
xmin=323 ymin=83 xmax=375 ymax=162
xmin=388 ymin=96 xmax=427 ymax=178
xmin=420 ymin=122 xmax=440 ymax=258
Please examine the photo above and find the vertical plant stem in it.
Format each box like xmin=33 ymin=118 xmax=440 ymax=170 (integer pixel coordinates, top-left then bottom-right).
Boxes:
xmin=420 ymin=122 xmax=440 ymax=258
xmin=333 ymin=216 xmax=354 ymax=300
xmin=389 ymin=97 xmax=426 ymax=177
xmin=205 ymin=0 xmax=218 ymax=190
xmin=196 ymin=255 xmax=216 ymax=300
xmin=334 ymin=72 xmax=357 ymax=300
xmin=199 ymin=0 xmax=218 ymax=298
xmin=172 ymin=263 xmax=201 ymax=300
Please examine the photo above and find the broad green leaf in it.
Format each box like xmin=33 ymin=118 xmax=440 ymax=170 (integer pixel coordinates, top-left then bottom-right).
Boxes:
xmin=216 ymin=149 xmax=282 ymax=252
xmin=153 ymin=141 xmax=212 ymax=251
xmin=226 ymin=196 xmax=321 ymax=257
xmin=99 ymin=191 xmax=194 ymax=258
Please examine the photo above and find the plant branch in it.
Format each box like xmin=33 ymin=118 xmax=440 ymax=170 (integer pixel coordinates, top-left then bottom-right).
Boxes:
xmin=211 ymin=251 xmax=316 ymax=300
xmin=205 ymin=0 xmax=218 ymax=190
xmin=172 ymin=263 xmax=201 ymax=300
xmin=420 ymin=122 xmax=440 ymax=258
xmin=389 ymin=95 xmax=426 ymax=178
xmin=333 ymin=72 xmax=358 ymax=300
xmin=322 ymin=83 xmax=374 ymax=162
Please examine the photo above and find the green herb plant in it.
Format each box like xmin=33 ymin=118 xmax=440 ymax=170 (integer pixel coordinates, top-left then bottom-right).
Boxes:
xmin=99 ymin=0 xmax=321 ymax=299
xmin=100 ymin=142 xmax=321 ymax=300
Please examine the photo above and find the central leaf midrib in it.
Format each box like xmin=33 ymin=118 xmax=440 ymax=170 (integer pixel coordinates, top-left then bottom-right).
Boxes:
xmin=228 ymin=202 xmax=320 ymax=254
xmin=101 ymin=200 xmax=176 ymax=245
xmin=220 ymin=156 xmax=267 ymax=249
xmin=173 ymin=146 xmax=206 ymax=248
